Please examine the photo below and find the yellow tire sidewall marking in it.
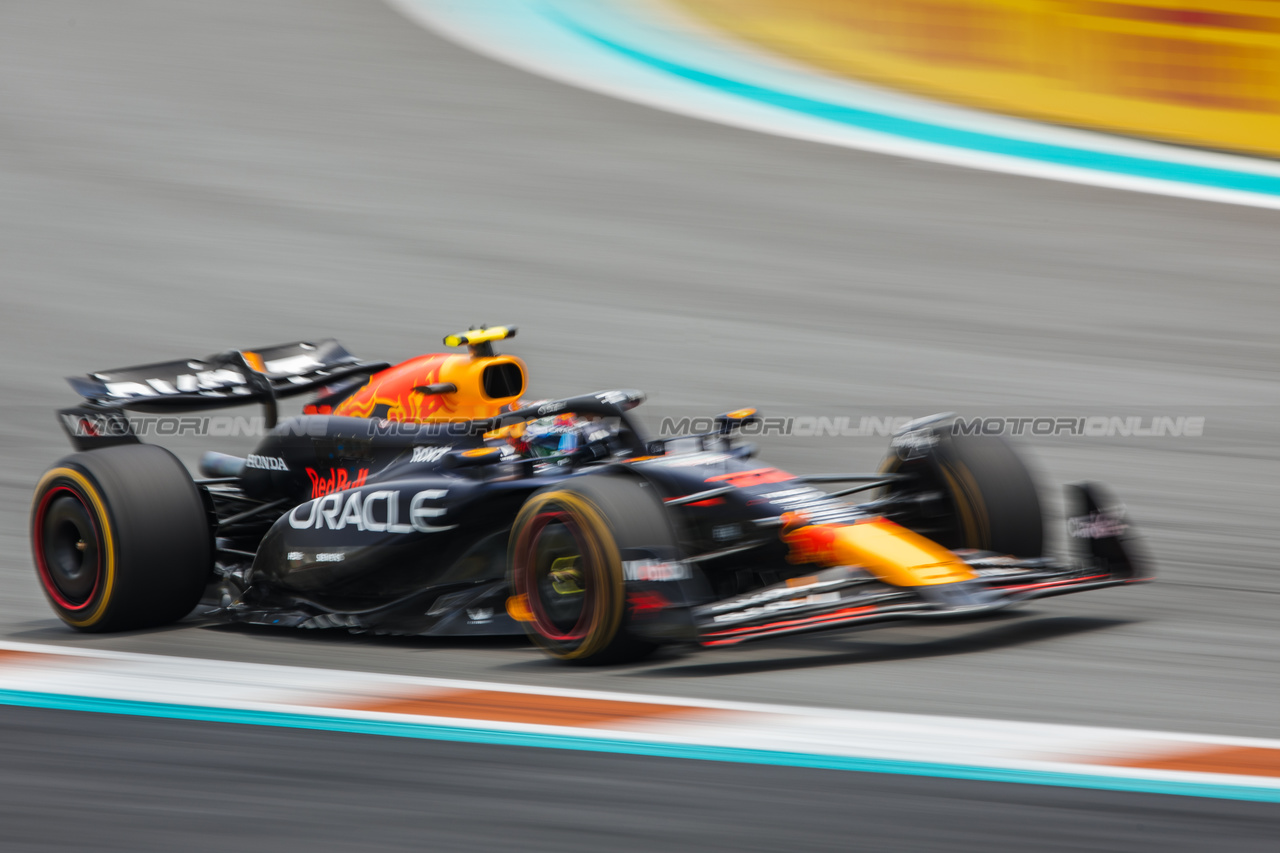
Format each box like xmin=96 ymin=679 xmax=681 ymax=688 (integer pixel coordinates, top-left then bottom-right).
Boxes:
xmin=942 ymin=461 xmax=990 ymax=550
xmin=880 ymin=452 xmax=989 ymax=549
xmin=511 ymin=490 xmax=624 ymax=661
xmin=32 ymin=467 xmax=116 ymax=628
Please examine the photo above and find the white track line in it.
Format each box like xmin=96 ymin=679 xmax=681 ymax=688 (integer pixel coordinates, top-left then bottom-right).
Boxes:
xmin=1 ymin=641 xmax=1277 ymax=800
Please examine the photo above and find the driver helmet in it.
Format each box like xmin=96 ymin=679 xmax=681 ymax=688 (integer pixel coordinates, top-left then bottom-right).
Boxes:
xmin=521 ymin=413 xmax=586 ymax=458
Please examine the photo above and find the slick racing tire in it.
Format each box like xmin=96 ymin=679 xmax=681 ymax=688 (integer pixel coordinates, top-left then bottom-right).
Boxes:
xmin=881 ymin=431 xmax=1044 ymax=558
xmin=31 ymin=444 xmax=212 ymax=632
xmin=509 ymin=475 xmax=675 ymax=665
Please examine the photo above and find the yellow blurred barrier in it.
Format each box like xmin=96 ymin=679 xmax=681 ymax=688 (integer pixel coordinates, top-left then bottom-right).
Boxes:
xmin=673 ymin=0 xmax=1280 ymax=157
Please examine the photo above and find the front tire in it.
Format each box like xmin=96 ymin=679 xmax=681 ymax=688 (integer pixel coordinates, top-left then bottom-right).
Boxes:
xmin=881 ymin=431 xmax=1044 ymax=558
xmin=31 ymin=444 xmax=212 ymax=631
xmin=509 ymin=475 xmax=675 ymax=665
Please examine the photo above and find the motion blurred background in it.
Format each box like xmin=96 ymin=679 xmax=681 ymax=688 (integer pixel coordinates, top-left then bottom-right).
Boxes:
xmin=1 ymin=1 xmax=1277 ymax=850
xmin=678 ymin=0 xmax=1280 ymax=156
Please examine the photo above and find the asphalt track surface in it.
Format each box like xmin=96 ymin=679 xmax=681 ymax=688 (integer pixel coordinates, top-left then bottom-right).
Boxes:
xmin=1 ymin=0 xmax=1278 ymax=848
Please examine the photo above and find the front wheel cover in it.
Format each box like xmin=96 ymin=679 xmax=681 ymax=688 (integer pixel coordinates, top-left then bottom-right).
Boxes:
xmin=880 ymin=432 xmax=1043 ymax=558
xmin=509 ymin=490 xmax=624 ymax=662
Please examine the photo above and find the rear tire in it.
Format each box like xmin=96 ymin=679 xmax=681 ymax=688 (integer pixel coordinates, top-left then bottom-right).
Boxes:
xmin=31 ymin=444 xmax=212 ymax=631
xmin=881 ymin=432 xmax=1044 ymax=558
xmin=509 ymin=475 xmax=675 ymax=665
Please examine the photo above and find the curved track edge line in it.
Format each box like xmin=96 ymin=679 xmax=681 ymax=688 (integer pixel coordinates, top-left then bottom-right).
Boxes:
xmin=387 ymin=0 xmax=1280 ymax=209
xmin=2 ymin=689 xmax=1278 ymax=802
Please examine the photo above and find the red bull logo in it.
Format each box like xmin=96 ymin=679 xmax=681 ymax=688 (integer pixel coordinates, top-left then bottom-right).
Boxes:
xmin=306 ymin=467 xmax=369 ymax=499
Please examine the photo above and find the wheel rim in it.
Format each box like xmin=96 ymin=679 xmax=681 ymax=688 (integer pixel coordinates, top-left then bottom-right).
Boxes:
xmin=517 ymin=509 xmax=598 ymax=644
xmin=881 ymin=457 xmax=969 ymax=548
xmin=34 ymin=486 xmax=103 ymax=610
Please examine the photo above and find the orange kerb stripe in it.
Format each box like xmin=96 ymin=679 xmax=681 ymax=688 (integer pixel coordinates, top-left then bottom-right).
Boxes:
xmin=342 ymin=689 xmax=716 ymax=728
xmin=1109 ymin=745 xmax=1280 ymax=778
xmin=0 ymin=650 xmax=68 ymax=664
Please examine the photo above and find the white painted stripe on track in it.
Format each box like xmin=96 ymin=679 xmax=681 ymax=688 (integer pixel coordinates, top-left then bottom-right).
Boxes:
xmin=386 ymin=0 xmax=1280 ymax=209
xmin=1 ymin=641 xmax=1277 ymax=799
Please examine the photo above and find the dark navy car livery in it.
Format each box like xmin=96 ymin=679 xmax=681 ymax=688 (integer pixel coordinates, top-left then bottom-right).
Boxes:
xmin=30 ymin=327 xmax=1150 ymax=663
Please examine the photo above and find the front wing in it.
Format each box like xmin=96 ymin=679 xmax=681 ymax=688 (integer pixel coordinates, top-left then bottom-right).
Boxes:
xmin=684 ymin=559 xmax=1149 ymax=648
xmin=632 ymin=483 xmax=1152 ymax=648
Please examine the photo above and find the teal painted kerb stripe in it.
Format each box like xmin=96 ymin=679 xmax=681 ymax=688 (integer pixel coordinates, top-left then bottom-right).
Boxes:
xmin=542 ymin=2 xmax=1280 ymax=198
xmin=3 ymin=688 xmax=1278 ymax=802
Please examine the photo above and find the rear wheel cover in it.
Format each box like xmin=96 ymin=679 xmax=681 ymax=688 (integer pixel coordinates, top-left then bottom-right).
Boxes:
xmin=30 ymin=445 xmax=212 ymax=633
xmin=31 ymin=468 xmax=117 ymax=628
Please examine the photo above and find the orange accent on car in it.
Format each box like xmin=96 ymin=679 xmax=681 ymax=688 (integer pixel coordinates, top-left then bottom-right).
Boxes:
xmin=485 ymin=422 xmax=527 ymax=442
xmin=780 ymin=511 xmax=810 ymax=531
xmin=781 ymin=525 xmax=839 ymax=565
xmin=332 ymin=353 xmax=526 ymax=423
xmin=506 ymin=594 xmax=534 ymax=622
xmin=783 ymin=518 xmax=977 ymax=586
xmin=241 ymin=351 xmax=267 ymax=373
xmin=726 ymin=408 xmax=757 ymax=419
xmin=706 ymin=467 xmax=794 ymax=488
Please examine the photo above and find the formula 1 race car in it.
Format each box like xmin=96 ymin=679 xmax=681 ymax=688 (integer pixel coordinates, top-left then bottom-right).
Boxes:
xmin=31 ymin=326 xmax=1151 ymax=663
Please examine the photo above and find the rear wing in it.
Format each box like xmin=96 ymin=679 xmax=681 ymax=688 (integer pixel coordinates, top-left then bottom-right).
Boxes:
xmin=61 ymin=340 xmax=388 ymax=446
